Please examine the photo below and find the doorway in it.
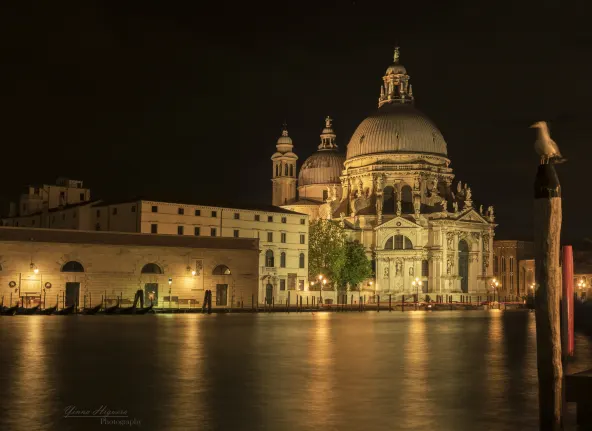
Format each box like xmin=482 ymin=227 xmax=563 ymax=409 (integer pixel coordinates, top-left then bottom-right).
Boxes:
xmin=65 ymin=282 xmax=80 ymax=307
xmin=144 ymin=283 xmax=158 ymax=306
xmin=265 ymin=283 xmax=273 ymax=304
xmin=216 ymin=284 xmax=228 ymax=306
xmin=458 ymin=240 xmax=469 ymax=293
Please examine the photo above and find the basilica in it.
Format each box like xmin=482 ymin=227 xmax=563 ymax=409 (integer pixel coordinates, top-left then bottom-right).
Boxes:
xmin=273 ymin=48 xmax=496 ymax=296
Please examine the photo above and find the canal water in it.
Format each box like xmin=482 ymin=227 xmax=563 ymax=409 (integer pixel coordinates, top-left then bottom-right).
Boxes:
xmin=0 ymin=311 xmax=591 ymax=431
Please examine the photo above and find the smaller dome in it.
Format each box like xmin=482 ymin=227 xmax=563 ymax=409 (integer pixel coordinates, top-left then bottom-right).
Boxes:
xmin=298 ymin=150 xmax=345 ymax=187
xmin=385 ymin=63 xmax=407 ymax=75
xmin=277 ymin=135 xmax=292 ymax=145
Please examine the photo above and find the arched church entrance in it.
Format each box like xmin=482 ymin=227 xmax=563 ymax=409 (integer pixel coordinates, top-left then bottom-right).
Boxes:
xmin=458 ymin=240 xmax=469 ymax=293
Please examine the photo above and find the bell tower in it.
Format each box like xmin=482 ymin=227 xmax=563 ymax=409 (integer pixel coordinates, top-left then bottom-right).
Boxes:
xmin=271 ymin=123 xmax=298 ymax=206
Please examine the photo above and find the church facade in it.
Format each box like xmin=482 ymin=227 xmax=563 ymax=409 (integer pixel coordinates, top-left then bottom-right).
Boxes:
xmin=275 ymin=49 xmax=497 ymax=297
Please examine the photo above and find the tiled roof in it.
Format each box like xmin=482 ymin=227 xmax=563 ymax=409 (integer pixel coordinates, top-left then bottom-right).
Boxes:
xmin=0 ymin=227 xmax=259 ymax=251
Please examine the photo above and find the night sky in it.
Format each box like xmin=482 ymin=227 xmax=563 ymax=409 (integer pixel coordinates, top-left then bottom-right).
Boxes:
xmin=1 ymin=1 xmax=589 ymax=242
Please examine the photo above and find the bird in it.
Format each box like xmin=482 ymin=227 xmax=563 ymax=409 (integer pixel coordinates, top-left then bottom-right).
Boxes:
xmin=530 ymin=121 xmax=567 ymax=164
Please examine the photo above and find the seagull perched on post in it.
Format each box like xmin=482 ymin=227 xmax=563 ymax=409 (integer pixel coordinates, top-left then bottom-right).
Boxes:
xmin=530 ymin=121 xmax=566 ymax=164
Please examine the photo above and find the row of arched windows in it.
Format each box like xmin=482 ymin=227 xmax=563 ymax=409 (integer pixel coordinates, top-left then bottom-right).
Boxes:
xmin=56 ymin=261 xmax=232 ymax=276
xmin=265 ymin=250 xmax=305 ymax=269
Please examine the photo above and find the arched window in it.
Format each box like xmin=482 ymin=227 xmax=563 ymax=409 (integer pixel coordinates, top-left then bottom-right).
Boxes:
xmin=401 ymin=185 xmax=412 ymax=203
xmin=383 ymin=186 xmax=395 ymax=214
xmin=284 ymin=164 xmax=288 ymax=176
xmin=212 ymin=265 xmax=231 ymax=275
xmin=280 ymin=252 xmax=286 ymax=268
xmin=289 ymin=165 xmax=294 ymax=177
xmin=299 ymin=253 xmax=305 ymax=269
xmin=265 ymin=250 xmax=274 ymax=267
xmin=61 ymin=261 xmax=84 ymax=272
xmin=384 ymin=235 xmax=413 ymax=250
xmin=141 ymin=263 xmax=163 ymax=274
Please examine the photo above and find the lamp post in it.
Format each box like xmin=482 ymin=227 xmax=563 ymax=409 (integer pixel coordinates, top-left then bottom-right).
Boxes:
xmin=412 ymin=277 xmax=423 ymax=300
xmin=168 ymin=277 xmax=172 ymax=309
xmin=490 ymin=278 xmax=500 ymax=303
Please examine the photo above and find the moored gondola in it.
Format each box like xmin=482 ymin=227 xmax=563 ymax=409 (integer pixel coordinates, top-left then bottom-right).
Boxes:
xmin=135 ymin=304 xmax=154 ymax=315
xmin=16 ymin=305 xmax=40 ymax=315
xmin=104 ymin=299 xmax=119 ymax=315
xmin=55 ymin=305 xmax=75 ymax=315
xmin=82 ymin=304 xmax=102 ymax=315
xmin=37 ymin=305 xmax=58 ymax=315
xmin=0 ymin=305 xmax=18 ymax=316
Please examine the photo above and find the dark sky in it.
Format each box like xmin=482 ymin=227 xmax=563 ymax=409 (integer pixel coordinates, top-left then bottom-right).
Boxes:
xmin=0 ymin=0 xmax=589 ymax=242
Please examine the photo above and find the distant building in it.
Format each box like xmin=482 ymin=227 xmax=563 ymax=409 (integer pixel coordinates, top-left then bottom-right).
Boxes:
xmin=2 ymin=181 xmax=311 ymax=305
xmin=493 ymin=240 xmax=534 ymax=296
xmin=10 ymin=177 xmax=90 ymax=218
xmin=0 ymin=227 xmax=259 ymax=309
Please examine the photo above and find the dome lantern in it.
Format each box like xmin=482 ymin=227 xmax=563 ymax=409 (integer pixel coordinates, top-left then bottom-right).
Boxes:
xmin=378 ymin=47 xmax=414 ymax=108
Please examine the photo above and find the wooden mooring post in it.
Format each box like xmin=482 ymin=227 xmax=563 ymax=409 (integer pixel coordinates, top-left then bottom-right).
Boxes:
xmin=534 ymin=162 xmax=563 ymax=430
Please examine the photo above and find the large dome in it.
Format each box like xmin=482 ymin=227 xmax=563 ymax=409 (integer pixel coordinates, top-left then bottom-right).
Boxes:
xmin=346 ymin=103 xmax=448 ymax=160
xmin=298 ymin=150 xmax=345 ymax=187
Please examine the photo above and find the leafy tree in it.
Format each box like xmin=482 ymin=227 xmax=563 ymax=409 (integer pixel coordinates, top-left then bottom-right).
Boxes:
xmin=308 ymin=219 xmax=346 ymax=286
xmin=339 ymin=240 xmax=373 ymax=291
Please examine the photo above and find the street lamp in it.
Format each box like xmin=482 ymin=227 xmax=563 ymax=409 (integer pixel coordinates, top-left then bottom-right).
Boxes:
xmin=168 ymin=277 xmax=172 ymax=309
xmin=411 ymin=277 xmax=423 ymax=299
xmin=490 ymin=278 xmax=500 ymax=302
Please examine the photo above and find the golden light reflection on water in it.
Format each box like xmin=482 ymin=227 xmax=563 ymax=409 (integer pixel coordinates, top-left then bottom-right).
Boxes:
xmin=307 ymin=313 xmax=334 ymax=420
xmin=159 ymin=315 xmax=207 ymax=429
xmin=485 ymin=310 xmax=504 ymax=410
xmin=399 ymin=312 xmax=432 ymax=429
xmin=12 ymin=317 xmax=50 ymax=428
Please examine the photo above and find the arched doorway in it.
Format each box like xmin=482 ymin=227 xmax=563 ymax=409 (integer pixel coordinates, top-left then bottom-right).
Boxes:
xmin=458 ymin=240 xmax=469 ymax=293
xmin=141 ymin=263 xmax=163 ymax=306
xmin=61 ymin=261 xmax=84 ymax=307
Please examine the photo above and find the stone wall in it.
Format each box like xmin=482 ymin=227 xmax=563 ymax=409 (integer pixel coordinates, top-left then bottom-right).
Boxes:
xmin=0 ymin=227 xmax=259 ymax=309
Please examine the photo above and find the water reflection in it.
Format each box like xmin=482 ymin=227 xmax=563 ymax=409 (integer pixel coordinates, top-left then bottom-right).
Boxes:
xmin=0 ymin=311 xmax=590 ymax=431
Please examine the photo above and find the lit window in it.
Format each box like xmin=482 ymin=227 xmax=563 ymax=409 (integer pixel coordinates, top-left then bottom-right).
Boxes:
xmin=298 ymin=280 xmax=304 ymax=291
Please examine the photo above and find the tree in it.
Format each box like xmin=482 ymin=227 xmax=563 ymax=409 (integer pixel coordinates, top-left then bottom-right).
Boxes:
xmin=339 ymin=240 xmax=373 ymax=291
xmin=308 ymin=219 xmax=346 ymax=286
